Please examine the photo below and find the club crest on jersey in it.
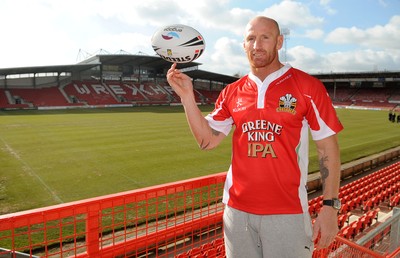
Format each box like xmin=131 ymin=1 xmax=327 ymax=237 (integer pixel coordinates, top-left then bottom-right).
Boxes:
xmin=276 ymin=93 xmax=297 ymax=115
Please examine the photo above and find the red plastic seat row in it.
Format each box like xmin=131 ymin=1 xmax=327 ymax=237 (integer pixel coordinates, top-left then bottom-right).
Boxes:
xmin=342 ymin=177 xmax=399 ymax=213
xmin=389 ymin=192 xmax=400 ymax=208
xmin=339 ymin=162 xmax=400 ymax=193
xmin=338 ymin=208 xmax=380 ymax=239
xmin=176 ymin=238 xmax=225 ymax=258
xmin=337 ymin=213 xmax=349 ymax=229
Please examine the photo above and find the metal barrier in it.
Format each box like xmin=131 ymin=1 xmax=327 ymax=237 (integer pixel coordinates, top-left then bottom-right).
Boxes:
xmin=313 ymin=236 xmax=386 ymax=258
xmin=0 ymin=168 xmax=399 ymax=257
xmin=357 ymin=208 xmax=400 ymax=258
xmin=0 ymin=173 xmax=226 ymax=257
xmin=313 ymin=213 xmax=400 ymax=257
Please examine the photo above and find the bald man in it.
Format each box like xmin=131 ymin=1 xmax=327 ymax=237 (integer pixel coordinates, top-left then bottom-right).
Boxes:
xmin=167 ymin=16 xmax=343 ymax=257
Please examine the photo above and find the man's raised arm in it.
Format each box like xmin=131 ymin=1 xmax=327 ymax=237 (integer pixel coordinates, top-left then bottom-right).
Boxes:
xmin=166 ymin=63 xmax=226 ymax=150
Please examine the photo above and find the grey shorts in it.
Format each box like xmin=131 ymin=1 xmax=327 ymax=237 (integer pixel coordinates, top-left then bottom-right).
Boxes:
xmin=223 ymin=205 xmax=314 ymax=258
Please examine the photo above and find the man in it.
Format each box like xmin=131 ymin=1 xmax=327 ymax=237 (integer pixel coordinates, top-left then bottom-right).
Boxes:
xmin=167 ymin=16 xmax=343 ymax=257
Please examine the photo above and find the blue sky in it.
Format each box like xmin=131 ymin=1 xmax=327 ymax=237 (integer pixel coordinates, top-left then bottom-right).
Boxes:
xmin=0 ymin=0 xmax=399 ymax=76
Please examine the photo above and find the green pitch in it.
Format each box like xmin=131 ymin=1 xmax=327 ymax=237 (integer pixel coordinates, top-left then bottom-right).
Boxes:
xmin=0 ymin=106 xmax=399 ymax=214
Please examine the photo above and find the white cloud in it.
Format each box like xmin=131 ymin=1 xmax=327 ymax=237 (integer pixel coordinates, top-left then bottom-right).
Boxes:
xmin=205 ymin=37 xmax=248 ymax=76
xmin=286 ymin=14 xmax=400 ymax=74
xmin=304 ymin=29 xmax=325 ymax=39
xmin=325 ymin=15 xmax=400 ymax=50
xmin=85 ymin=32 xmax=154 ymax=56
xmin=287 ymin=46 xmax=325 ymax=73
xmin=324 ymin=49 xmax=400 ymax=72
xmin=319 ymin=0 xmax=337 ymax=15
xmin=262 ymin=0 xmax=324 ymax=29
xmin=288 ymin=46 xmax=400 ymax=74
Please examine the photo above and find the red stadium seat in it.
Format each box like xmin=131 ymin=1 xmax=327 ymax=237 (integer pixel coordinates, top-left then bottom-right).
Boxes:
xmin=350 ymin=221 xmax=361 ymax=237
xmin=362 ymin=199 xmax=373 ymax=212
xmin=204 ymin=249 xmax=217 ymax=257
xmin=187 ymin=247 xmax=202 ymax=256
xmin=212 ymin=238 xmax=224 ymax=248
xmin=337 ymin=213 xmax=349 ymax=229
xmin=309 ymin=204 xmax=316 ymax=216
xmin=341 ymin=224 xmax=355 ymax=239
xmin=340 ymin=203 xmax=350 ymax=214
xmin=354 ymin=195 xmax=363 ymax=209
xmin=348 ymin=199 xmax=357 ymax=210
xmin=202 ymin=242 xmax=212 ymax=250
xmin=365 ymin=208 xmax=380 ymax=227
xmin=389 ymin=193 xmax=400 ymax=208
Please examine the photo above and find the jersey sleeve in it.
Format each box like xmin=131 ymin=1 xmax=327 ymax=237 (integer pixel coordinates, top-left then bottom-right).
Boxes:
xmin=304 ymin=77 xmax=344 ymax=140
xmin=204 ymin=87 xmax=234 ymax=136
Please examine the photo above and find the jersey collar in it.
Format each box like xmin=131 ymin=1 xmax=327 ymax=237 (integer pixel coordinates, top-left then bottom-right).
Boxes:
xmin=248 ymin=64 xmax=292 ymax=109
xmin=248 ymin=63 xmax=292 ymax=86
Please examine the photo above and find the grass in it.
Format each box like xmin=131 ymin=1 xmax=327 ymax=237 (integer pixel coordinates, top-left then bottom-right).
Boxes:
xmin=0 ymin=106 xmax=399 ymax=215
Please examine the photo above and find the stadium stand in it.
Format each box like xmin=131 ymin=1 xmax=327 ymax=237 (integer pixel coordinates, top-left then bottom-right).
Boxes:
xmin=8 ymin=87 xmax=70 ymax=107
xmin=196 ymin=89 xmax=221 ymax=104
xmin=2 ymin=78 xmax=399 ymax=110
xmin=0 ymin=80 xmax=213 ymax=108
xmin=1 ymin=54 xmax=399 ymax=110
xmin=0 ymin=89 xmax=14 ymax=108
xmin=63 ymin=80 xmax=120 ymax=106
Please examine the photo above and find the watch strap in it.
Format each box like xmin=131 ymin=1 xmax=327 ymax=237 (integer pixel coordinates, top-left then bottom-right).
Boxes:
xmin=323 ymin=199 xmax=334 ymax=206
xmin=323 ymin=198 xmax=341 ymax=210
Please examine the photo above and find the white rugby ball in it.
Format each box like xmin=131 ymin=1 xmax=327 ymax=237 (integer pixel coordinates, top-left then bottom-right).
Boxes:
xmin=151 ymin=24 xmax=205 ymax=63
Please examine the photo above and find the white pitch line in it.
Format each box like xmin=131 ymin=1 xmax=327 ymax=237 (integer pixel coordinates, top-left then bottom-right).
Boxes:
xmin=1 ymin=137 xmax=64 ymax=204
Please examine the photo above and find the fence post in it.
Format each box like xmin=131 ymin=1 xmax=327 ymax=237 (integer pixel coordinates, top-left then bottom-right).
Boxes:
xmin=86 ymin=203 xmax=100 ymax=257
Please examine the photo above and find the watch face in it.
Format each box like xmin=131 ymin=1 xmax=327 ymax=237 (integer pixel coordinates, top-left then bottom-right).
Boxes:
xmin=333 ymin=198 xmax=341 ymax=210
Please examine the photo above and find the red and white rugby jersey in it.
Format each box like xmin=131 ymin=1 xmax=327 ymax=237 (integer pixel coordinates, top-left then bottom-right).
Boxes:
xmin=205 ymin=64 xmax=343 ymax=215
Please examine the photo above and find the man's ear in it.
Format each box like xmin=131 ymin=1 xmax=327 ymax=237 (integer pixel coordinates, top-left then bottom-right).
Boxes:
xmin=277 ymin=35 xmax=284 ymax=50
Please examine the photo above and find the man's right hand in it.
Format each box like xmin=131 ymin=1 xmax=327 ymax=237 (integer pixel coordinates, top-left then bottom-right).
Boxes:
xmin=166 ymin=63 xmax=194 ymax=99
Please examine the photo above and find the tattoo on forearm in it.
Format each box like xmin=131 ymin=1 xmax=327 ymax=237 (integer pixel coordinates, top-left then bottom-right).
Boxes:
xmin=211 ymin=129 xmax=221 ymax=136
xmin=320 ymin=156 xmax=329 ymax=190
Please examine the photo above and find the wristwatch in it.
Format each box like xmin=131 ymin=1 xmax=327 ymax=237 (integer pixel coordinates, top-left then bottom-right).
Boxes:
xmin=323 ymin=198 xmax=341 ymax=210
